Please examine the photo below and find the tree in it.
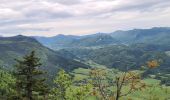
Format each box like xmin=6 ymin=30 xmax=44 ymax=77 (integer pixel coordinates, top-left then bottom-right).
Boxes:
xmin=14 ymin=51 xmax=48 ymax=100
xmin=0 ymin=69 xmax=16 ymax=99
xmin=68 ymin=84 xmax=92 ymax=100
xmin=50 ymin=69 xmax=72 ymax=100
xmin=90 ymin=68 xmax=109 ymax=100
xmin=114 ymin=71 xmax=146 ymax=100
xmin=147 ymin=60 xmax=160 ymax=69
xmin=90 ymin=69 xmax=146 ymax=100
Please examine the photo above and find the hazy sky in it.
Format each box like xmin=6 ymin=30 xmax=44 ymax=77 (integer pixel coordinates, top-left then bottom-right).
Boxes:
xmin=0 ymin=0 xmax=170 ymax=36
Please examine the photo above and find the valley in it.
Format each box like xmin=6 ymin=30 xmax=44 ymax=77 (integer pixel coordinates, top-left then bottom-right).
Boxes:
xmin=0 ymin=27 xmax=170 ymax=100
xmin=35 ymin=27 xmax=170 ymax=86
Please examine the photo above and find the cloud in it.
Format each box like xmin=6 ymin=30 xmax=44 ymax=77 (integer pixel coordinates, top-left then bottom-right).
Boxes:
xmin=0 ymin=8 xmax=23 ymax=19
xmin=0 ymin=0 xmax=170 ymax=36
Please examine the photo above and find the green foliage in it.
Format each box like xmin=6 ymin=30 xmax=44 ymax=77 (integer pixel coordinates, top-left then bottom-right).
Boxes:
xmin=50 ymin=69 xmax=93 ymax=100
xmin=67 ymin=84 xmax=92 ymax=100
xmin=14 ymin=51 xmax=48 ymax=100
xmin=70 ymin=68 xmax=170 ymax=100
xmin=0 ymin=69 xmax=16 ymax=99
xmin=50 ymin=69 xmax=72 ymax=100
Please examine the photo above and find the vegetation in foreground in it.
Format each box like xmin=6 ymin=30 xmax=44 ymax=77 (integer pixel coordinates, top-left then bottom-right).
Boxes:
xmin=0 ymin=51 xmax=170 ymax=100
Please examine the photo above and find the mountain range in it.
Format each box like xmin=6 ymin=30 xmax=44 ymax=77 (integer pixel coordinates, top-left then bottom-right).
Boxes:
xmin=0 ymin=27 xmax=170 ymax=84
xmin=34 ymin=27 xmax=170 ymax=84
xmin=35 ymin=27 xmax=170 ymax=50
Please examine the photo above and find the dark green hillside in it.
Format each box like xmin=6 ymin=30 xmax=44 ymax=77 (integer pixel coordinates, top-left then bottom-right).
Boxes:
xmin=59 ymin=43 xmax=170 ymax=85
xmin=0 ymin=35 xmax=90 ymax=75
xmin=62 ymin=43 xmax=170 ymax=74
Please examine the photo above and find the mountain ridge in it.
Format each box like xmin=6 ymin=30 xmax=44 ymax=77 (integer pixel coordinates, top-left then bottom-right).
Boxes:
xmin=0 ymin=35 xmax=91 ymax=74
xmin=34 ymin=27 xmax=170 ymax=49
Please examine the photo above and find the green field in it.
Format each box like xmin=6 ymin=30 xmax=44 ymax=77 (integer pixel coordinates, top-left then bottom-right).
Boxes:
xmin=71 ymin=67 xmax=170 ymax=100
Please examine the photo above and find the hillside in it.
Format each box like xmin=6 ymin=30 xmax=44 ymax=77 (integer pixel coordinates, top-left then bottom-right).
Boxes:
xmin=70 ymin=33 xmax=119 ymax=47
xmin=35 ymin=33 xmax=119 ymax=49
xmin=59 ymin=43 xmax=170 ymax=85
xmin=35 ymin=27 xmax=170 ymax=50
xmin=0 ymin=35 xmax=90 ymax=76
xmin=35 ymin=34 xmax=81 ymax=49
xmin=111 ymin=27 xmax=170 ymax=44
xmin=61 ymin=44 xmax=170 ymax=70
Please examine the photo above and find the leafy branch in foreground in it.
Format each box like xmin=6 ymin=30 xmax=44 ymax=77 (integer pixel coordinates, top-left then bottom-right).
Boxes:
xmin=50 ymin=69 xmax=92 ymax=100
xmin=50 ymin=69 xmax=72 ymax=100
xmin=114 ymin=71 xmax=146 ymax=100
xmin=89 ymin=68 xmax=146 ymax=100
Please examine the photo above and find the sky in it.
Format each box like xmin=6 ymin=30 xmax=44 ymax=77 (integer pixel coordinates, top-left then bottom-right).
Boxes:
xmin=0 ymin=0 xmax=170 ymax=37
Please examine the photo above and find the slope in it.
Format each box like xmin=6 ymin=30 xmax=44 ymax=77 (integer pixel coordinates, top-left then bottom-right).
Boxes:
xmin=0 ymin=35 xmax=91 ymax=76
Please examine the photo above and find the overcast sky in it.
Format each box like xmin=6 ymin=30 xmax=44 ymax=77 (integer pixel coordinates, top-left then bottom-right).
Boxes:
xmin=0 ymin=0 xmax=170 ymax=37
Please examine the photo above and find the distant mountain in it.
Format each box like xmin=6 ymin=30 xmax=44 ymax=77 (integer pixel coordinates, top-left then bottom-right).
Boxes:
xmin=70 ymin=33 xmax=119 ymax=47
xmin=110 ymin=27 xmax=170 ymax=44
xmin=0 ymin=35 xmax=90 ymax=76
xmin=35 ymin=34 xmax=81 ymax=49
xmin=35 ymin=27 xmax=170 ymax=50
xmin=34 ymin=33 xmax=119 ymax=49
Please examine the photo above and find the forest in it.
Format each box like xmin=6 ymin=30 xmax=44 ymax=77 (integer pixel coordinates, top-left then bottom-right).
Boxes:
xmin=0 ymin=50 xmax=170 ymax=100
